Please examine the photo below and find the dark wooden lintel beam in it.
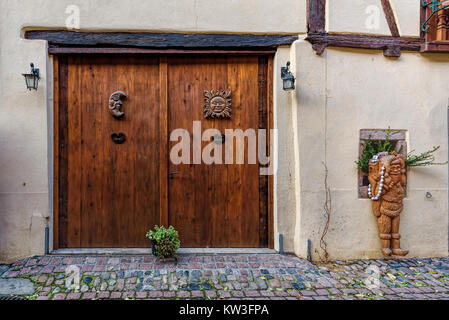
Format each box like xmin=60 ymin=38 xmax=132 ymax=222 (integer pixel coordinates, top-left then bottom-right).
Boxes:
xmin=306 ymin=33 xmax=423 ymax=57
xmin=47 ymin=47 xmax=277 ymax=55
xmin=25 ymin=30 xmax=298 ymax=48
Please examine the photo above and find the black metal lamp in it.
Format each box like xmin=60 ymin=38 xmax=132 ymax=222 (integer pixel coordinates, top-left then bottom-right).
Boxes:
xmin=22 ymin=63 xmax=40 ymax=90
xmin=281 ymin=61 xmax=295 ymax=91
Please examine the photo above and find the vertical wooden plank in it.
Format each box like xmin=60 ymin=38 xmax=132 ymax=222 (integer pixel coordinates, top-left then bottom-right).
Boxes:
xmin=267 ymin=56 xmax=274 ymax=249
xmin=211 ymin=57 xmax=231 ymax=247
xmin=114 ymin=58 xmax=136 ymax=247
xmin=307 ymin=0 xmax=326 ymax=33
xmin=131 ymin=57 xmax=161 ymax=246
xmin=67 ymin=56 xmax=82 ymax=247
xmin=52 ymin=56 xmax=59 ymax=249
xmin=57 ymin=56 xmax=70 ymax=248
xmin=159 ymin=56 xmax=169 ymax=227
xmin=226 ymin=56 xmax=260 ymax=247
xmin=167 ymin=57 xmax=194 ymax=245
xmin=258 ymin=56 xmax=269 ymax=247
xmin=99 ymin=57 xmax=119 ymax=246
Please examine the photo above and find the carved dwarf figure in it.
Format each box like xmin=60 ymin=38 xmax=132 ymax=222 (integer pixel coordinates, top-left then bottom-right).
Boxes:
xmin=368 ymin=153 xmax=408 ymax=257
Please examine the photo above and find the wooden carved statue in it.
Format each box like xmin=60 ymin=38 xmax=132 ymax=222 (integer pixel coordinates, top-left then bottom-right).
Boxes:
xmin=368 ymin=153 xmax=408 ymax=257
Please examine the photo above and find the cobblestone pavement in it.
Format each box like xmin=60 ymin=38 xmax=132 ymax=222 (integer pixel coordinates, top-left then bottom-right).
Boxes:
xmin=1 ymin=254 xmax=449 ymax=300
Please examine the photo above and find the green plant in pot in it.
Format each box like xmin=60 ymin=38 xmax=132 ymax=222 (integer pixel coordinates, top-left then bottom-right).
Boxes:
xmin=146 ymin=225 xmax=180 ymax=260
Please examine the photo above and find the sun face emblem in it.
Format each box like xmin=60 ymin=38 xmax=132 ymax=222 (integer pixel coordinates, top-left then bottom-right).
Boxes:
xmin=204 ymin=90 xmax=232 ymax=119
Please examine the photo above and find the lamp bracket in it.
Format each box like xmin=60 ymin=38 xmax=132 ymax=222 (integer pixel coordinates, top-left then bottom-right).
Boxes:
xmin=281 ymin=61 xmax=291 ymax=80
xmin=30 ymin=62 xmax=40 ymax=79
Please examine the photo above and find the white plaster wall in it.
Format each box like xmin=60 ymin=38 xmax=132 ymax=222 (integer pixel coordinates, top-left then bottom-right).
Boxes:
xmin=0 ymin=1 xmax=50 ymax=263
xmin=273 ymin=47 xmax=298 ymax=253
xmin=293 ymin=40 xmax=449 ymax=260
xmin=328 ymin=0 xmax=421 ymax=37
xmin=5 ymin=0 xmax=307 ymax=34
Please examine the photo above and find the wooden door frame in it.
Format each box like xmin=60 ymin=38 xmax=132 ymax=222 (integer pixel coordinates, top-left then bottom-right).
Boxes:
xmin=52 ymin=50 xmax=275 ymax=250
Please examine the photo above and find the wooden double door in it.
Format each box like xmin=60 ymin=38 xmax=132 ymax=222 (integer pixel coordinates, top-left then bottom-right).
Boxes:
xmin=54 ymin=54 xmax=273 ymax=249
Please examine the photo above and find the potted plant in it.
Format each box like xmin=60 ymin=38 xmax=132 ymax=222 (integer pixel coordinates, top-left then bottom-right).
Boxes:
xmin=146 ymin=225 xmax=180 ymax=260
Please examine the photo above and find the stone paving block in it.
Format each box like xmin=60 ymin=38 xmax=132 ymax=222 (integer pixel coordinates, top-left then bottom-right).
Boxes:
xmin=177 ymin=291 xmax=190 ymax=298
xmin=300 ymin=290 xmax=317 ymax=296
xmin=67 ymin=292 xmax=82 ymax=300
xmin=191 ymin=290 xmax=204 ymax=298
xmin=122 ymin=291 xmax=135 ymax=299
xmin=53 ymin=293 xmax=66 ymax=300
xmin=149 ymin=291 xmax=163 ymax=298
xmin=163 ymin=291 xmax=175 ymax=298
xmin=244 ymin=290 xmax=260 ymax=297
xmin=231 ymin=290 xmax=244 ymax=297
xmin=218 ymin=290 xmax=231 ymax=298
xmin=82 ymin=292 xmax=96 ymax=300
xmin=0 ymin=278 xmax=34 ymax=295
xmin=98 ymin=291 xmax=110 ymax=299
xmin=315 ymin=289 xmax=329 ymax=296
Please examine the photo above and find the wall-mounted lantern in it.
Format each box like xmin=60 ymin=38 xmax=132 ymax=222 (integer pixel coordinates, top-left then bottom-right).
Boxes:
xmin=22 ymin=63 xmax=40 ymax=90
xmin=281 ymin=61 xmax=295 ymax=91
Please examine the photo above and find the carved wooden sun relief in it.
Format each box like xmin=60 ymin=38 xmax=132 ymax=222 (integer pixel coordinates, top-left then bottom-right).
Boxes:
xmin=204 ymin=90 xmax=232 ymax=119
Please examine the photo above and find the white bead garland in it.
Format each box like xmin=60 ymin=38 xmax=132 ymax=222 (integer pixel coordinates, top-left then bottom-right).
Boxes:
xmin=368 ymin=165 xmax=385 ymax=201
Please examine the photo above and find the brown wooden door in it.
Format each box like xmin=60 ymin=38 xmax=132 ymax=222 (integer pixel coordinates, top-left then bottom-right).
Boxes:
xmin=56 ymin=56 xmax=162 ymax=248
xmin=55 ymin=54 xmax=272 ymax=249
xmin=167 ymin=56 xmax=269 ymax=247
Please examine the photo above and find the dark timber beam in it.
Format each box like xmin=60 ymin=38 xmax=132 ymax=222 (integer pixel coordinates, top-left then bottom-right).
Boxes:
xmin=307 ymin=0 xmax=326 ymax=34
xmin=380 ymin=0 xmax=400 ymax=37
xmin=306 ymin=33 xmax=423 ymax=57
xmin=47 ymin=47 xmax=277 ymax=55
xmin=305 ymin=0 xmax=425 ymax=57
xmin=25 ymin=30 xmax=298 ymax=48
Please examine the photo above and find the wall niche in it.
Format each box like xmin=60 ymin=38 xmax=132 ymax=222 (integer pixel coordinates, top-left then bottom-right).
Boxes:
xmin=358 ymin=129 xmax=407 ymax=199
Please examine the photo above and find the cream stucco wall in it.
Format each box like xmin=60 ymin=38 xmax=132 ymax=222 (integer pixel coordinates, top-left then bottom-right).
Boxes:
xmin=0 ymin=0 xmax=448 ymax=263
xmin=328 ymin=0 xmax=421 ymax=37
xmin=292 ymin=39 xmax=449 ymax=260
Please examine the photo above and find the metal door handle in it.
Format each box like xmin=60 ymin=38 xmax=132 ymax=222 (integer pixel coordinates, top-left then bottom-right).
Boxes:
xmin=169 ymin=171 xmax=179 ymax=179
xmin=111 ymin=132 xmax=126 ymax=144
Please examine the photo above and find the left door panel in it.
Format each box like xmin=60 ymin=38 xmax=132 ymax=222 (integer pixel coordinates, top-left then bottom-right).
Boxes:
xmin=56 ymin=56 xmax=161 ymax=248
